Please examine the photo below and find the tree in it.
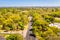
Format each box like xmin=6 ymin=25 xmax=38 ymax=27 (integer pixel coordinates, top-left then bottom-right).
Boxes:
xmin=6 ymin=34 xmax=24 ymax=40
xmin=18 ymin=22 xmax=24 ymax=30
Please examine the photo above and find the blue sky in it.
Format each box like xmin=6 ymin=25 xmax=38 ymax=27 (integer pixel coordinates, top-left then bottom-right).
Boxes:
xmin=0 ymin=0 xmax=60 ymax=7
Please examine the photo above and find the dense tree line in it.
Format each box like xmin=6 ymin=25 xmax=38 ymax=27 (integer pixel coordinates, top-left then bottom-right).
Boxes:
xmin=0 ymin=7 xmax=60 ymax=40
xmin=0 ymin=8 xmax=29 ymax=31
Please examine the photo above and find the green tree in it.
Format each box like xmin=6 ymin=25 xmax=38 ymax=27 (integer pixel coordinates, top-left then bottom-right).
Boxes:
xmin=6 ymin=34 xmax=24 ymax=40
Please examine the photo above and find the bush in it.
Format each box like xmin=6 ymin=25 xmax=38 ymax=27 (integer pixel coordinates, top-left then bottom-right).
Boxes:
xmin=6 ymin=34 xmax=24 ymax=40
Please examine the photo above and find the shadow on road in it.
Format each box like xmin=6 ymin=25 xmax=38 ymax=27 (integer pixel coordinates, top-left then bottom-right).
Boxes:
xmin=29 ymin=34 xmax=36 ymax=37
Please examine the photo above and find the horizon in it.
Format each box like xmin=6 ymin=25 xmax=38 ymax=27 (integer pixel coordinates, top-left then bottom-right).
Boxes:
xmin=0 ymin=6 xmax=60 ymax=8
xmin=0 ymin=0 xmax=60 ymax=7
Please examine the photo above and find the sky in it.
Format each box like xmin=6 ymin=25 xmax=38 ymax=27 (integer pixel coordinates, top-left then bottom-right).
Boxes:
xmin=0 ymin=0 xmax=60 ymax=7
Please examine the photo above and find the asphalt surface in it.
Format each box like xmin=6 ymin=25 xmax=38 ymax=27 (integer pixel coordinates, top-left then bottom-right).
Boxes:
xmin=25 ymin=16 xmax=37 ymax=40
xmin=0 ymin=36 xmax=6 ymax=40
xmin=25 ymin=22 xmax=36 ymax=40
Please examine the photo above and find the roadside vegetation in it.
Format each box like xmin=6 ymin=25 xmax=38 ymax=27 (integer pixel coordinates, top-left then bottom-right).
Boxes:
xmin=0 ymin=33 xmax=24 ymax=40
xmin=0 ymin=8 xmax=30 ymax=31
xmin=6 ymin=34 xmax=24 ymax=40
xmin=0 ymin=8 xmax=60 ymax=40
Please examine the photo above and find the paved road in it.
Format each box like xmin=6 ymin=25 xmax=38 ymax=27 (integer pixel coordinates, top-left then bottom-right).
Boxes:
xmin=25 ymin=16 xmax=37 ymax=40
xmin=25 ymin=22 xmax=36 ymax=40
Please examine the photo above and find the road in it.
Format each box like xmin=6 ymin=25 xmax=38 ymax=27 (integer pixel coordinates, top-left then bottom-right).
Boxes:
xmin=25 ymin=16 xmax=37 ymax=40
xmin=25 ymin=22 xmax=36 ymax=40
